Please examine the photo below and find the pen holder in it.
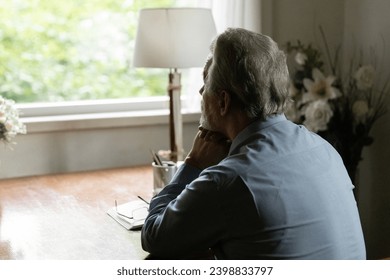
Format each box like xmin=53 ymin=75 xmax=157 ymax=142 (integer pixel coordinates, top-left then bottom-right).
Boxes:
xmin=152 ymin=161 xmax=177 ymax=195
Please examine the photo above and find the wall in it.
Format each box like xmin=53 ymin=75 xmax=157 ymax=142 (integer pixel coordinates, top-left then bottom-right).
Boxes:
xmin=270 ymin=0 xmax=344 ymax=50
xmin=268 ymin=0 xmax=390 ymax=259
xmin=0 ymin=116 xmax=200 ymax=179
xmin=343 ymin=0 xmax=390 ymax=260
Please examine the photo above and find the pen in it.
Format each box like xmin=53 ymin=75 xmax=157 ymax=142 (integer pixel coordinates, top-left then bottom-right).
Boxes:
xmin=137 ymin=195 xmax=150 ymax=205
xmin=150 ymin=149 xmax=163 ymax=166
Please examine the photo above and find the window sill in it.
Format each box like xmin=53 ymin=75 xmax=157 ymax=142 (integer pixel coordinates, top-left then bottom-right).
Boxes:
xmin=22 ymin=110 xmax=201 ymax=133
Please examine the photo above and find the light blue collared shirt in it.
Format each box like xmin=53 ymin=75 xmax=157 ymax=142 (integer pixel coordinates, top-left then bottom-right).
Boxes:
xmin=142 ymin=114 xmax=366 ymax=259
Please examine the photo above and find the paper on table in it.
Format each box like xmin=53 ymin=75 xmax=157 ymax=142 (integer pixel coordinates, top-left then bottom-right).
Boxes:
xmin=107 ymin=200 xmax=149 ymax=230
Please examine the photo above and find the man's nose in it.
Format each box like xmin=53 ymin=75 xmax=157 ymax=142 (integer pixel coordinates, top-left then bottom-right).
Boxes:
xmin=199 ymin=85 xmax=204 ymax=95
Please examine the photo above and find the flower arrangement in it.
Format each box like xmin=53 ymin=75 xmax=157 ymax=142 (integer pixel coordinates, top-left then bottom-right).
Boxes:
xmin=0 ymin=96 xmax=26 ymax=145
xmin=285 ymin=28 xmax=388 ymax=193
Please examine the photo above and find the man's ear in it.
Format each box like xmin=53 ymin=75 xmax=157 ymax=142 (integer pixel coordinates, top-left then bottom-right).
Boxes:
xmin=218 ymin=90 xmax=231 ymax=116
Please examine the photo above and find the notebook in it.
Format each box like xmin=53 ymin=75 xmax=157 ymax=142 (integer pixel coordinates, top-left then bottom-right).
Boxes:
xmin=107 ymin=200 xmax=149 ymax=230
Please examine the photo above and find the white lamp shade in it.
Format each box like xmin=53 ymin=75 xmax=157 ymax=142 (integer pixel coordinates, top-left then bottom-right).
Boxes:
xmin=133 ymin=8 xmax=217 ymax=69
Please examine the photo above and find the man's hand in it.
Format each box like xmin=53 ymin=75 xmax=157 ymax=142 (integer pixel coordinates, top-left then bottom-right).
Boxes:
xmin=184 ymin=128 xmax=231 ymax=170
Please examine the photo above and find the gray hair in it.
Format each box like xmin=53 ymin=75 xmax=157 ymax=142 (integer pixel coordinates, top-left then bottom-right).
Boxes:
xmin=206 ymin=28 xmax=290 ymax=120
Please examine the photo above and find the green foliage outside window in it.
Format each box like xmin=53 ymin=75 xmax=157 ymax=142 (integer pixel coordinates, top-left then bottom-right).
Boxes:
xmin=0 ymin=0 xmax=174 ymax=103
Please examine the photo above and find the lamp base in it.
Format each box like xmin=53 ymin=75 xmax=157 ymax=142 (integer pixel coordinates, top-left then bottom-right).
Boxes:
xmin=168 ymin=69 xmax=184 ymax=162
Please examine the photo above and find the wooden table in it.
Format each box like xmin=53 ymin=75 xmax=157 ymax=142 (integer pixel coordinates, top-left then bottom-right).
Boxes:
xmin=0 ymin=166 xmax=153 ymax=260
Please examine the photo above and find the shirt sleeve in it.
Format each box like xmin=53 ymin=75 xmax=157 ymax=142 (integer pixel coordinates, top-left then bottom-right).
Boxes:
xmin=141 ymin=163 xmax=227 ymax=258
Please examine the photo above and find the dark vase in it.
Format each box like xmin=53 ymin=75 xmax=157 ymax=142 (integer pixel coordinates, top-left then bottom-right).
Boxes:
xmin=318 ymin=130 xmax=362 ymax=202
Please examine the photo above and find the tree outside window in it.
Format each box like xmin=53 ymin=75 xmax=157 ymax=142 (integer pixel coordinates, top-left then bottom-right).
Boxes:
xmin=0 ymin=0 xmax=175 ymax=103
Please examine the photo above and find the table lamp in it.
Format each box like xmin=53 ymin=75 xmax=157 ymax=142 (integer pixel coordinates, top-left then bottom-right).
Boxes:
xmin=133 ymin=8 xmax=217 ymax=162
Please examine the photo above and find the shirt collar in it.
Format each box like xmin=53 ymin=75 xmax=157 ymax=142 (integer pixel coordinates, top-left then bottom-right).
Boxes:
xmin=228 ymin=114 xmax=287 ymax=155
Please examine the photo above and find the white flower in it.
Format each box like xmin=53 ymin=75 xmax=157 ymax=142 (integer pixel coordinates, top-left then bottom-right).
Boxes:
xmin=354 ymin=65 xmax=375 ymax=90
xmin=0 ymin=97 xmax=26 ymax=143
xmin=303 ymin=68 xmax=341 ymax=102
xmin=303 ymin=100 xmax=333 ymax=132
xmin=295 ymin=52 xmax=308 ymax=65
xmin=352 ymin=99 xmax=371 ymax=124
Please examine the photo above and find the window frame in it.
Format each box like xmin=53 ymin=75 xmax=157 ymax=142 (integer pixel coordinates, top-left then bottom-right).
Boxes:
xmin=18 ymin=96 xmax=201 ymax=134
xmin=18 ymin=96 xmax=170 ymax=117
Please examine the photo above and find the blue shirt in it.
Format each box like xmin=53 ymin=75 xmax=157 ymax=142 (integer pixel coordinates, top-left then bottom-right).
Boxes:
xmin=142 ymin=114 xmax=366 ymax=259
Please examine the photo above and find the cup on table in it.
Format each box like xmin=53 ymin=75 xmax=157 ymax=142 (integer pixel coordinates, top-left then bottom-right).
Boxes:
xmin=152 ymin=161 xmax=177 ymax=195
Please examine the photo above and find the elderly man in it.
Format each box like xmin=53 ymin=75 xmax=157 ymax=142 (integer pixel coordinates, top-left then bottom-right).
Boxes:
xmin=141 ymin=28 xmax=366 ymax=259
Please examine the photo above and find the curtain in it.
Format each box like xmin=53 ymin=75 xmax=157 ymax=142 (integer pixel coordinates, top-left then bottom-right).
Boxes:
xmin=176 ymin=0 xmax=263 ymax=111
xmin=210 ymin=0 xmax=262 ymax=33
xmin=175 ymin=0 xmax=263 ymax=33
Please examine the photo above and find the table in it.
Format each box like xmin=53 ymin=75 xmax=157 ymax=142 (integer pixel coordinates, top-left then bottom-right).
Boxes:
xmin=0 ymin=166 xmax=153 ymax=260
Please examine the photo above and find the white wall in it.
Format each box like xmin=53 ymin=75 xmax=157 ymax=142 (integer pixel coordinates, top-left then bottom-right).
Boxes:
xmin=0 ymin=117 xmax=199 ymax=179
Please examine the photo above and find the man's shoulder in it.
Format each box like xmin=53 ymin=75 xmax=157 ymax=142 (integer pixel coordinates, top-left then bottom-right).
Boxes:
xmin=200 ymin=160 xmax=242 ymax=187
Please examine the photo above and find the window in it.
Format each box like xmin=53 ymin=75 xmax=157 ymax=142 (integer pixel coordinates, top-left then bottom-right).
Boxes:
xmin=0 ymin=0 xmax=176 ymax=104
